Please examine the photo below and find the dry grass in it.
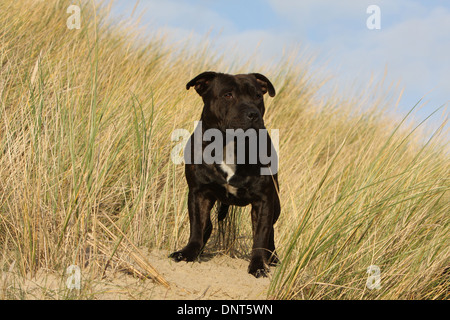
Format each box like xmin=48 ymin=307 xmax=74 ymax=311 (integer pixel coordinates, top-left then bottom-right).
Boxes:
xmin=0 ymin=0 xmax=448 ymax=299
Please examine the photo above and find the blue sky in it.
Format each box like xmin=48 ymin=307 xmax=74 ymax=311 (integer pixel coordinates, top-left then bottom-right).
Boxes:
xmin=111 ymin=0 xmax=449 ymax=136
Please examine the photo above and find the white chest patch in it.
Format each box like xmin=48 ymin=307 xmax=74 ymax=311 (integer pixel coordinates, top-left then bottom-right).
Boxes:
xmin=219 ymin=162 xmax=238 ymax=196
xmin=219 ymin=162 xmax=236 ymax=182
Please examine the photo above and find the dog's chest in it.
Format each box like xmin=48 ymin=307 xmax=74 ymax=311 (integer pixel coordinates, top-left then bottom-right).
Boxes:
xmin=216 ymin=139 xmax=239 ymax=196
xmin=218 ymin=162 xmax=238 ymax=196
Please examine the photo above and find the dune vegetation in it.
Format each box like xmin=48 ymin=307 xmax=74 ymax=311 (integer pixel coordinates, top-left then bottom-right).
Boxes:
xmin=0 ymin=0 xmax=448 ymax=299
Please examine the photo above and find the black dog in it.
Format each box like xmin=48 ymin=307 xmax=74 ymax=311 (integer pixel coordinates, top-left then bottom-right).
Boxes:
xmin=169 ymin=72 xmax=280 ymax=278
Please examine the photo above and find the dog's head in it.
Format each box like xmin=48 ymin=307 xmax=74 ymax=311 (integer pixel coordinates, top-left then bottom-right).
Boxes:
xmin=186 ymin=72 xmax=275 ymax=131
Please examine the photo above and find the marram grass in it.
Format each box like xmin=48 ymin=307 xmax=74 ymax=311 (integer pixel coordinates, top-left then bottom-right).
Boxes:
xmin=0 ymin=0 xmax=448 ymax=299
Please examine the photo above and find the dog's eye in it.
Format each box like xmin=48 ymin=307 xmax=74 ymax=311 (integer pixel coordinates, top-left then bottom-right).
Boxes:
xmin=223 ymin=92 xmax=233 ymax=99
xmin=256 ymin=93 xmax=263 ymax=99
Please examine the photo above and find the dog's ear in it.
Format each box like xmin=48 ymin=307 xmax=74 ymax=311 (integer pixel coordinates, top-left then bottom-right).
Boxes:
xmin=186 ymin=71 xmax=217 ymax=96
xmin=251 ymin=73 xmax=276 ymax=97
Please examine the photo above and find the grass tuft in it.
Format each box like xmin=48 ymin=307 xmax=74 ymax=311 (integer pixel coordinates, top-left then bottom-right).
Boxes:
xmin=0 ymin=0 xmax=448 ymax=299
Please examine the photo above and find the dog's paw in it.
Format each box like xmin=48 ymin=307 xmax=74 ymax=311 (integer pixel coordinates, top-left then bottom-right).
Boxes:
xmin=169 ymin=246 xmax=199 ymax=262
xmin=252 ymin=268 xmax=269 ymax=278
xmin=169 ymin=251 xmax=188 ymax=262
xmin=248 ymin=259 xmax=270 ymax=278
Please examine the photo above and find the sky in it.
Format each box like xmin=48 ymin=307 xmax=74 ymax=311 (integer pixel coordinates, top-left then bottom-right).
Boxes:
xmin=110 ymin=0 xmax=449 ymax=136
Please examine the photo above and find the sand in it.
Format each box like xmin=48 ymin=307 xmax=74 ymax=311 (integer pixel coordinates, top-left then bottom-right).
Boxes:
xmin=1 ymin=249 xmax=273 ymax=300
xmin=140 ymin=249 xmax=272 ymax=299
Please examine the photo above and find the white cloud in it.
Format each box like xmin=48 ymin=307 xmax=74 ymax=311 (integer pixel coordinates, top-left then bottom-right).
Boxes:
xmin=113 ymin=0 xmax=236 ymax=36
xmin=266 ymin=0 xmax=426 ymax=35
xmin=365 ymin=7 xmax=450 ymax=91
xmin=265 ymin=1 xmax=450 ymax=112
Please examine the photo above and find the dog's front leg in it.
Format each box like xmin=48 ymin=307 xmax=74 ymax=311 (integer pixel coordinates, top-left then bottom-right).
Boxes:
xmin=170 ymin=189 xmax=215 ymax=262
xmin=248 ymin=197 xmax=275 ymax=278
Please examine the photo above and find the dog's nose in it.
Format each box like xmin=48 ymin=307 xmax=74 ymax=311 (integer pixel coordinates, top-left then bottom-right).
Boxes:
xmin=246 ymin=110 xmax=260 ymax=122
